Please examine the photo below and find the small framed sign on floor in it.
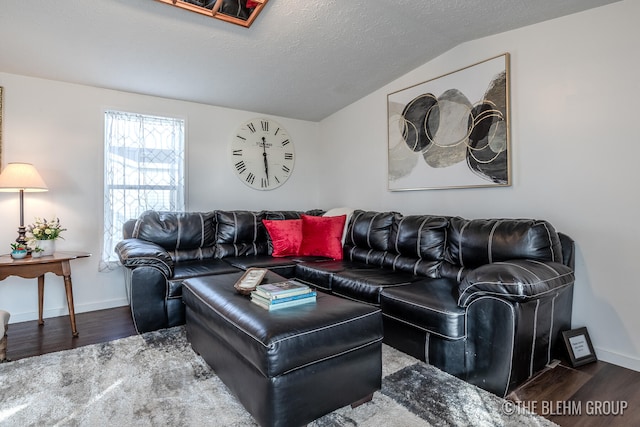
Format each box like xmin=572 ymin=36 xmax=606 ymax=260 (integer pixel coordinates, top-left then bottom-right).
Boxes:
xmin=562 ymin=327 xmax=597 ymax=367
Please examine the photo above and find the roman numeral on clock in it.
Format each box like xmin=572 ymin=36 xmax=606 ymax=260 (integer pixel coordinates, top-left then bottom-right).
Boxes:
xmin=246 ymin=172 xmax=255 ymax=185
xmin=261 ymin=120 xmax=269 ymax=132
xmin=247 ymin=123 xmax=256 ymax=133
xmin=282 ymin=165 xmax=290 ymax=174
xmin=281 ymin=139 xmax=290 ymax=146
xmin=235 ymin=161 xmax=246 ymax=174
xmin=284 ymin=153 xmax=293 ymax=160
xmin=233 ymin=149 xmax=242 ymax=156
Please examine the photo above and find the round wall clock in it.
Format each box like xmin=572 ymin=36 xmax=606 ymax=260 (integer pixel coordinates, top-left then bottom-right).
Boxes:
xmin=230 ymin=118 xmax=295 ymax=190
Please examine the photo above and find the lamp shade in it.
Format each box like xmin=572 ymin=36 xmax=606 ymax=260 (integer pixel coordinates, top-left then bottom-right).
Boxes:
xmin=0 ymin=162 xmax=49 ymax=192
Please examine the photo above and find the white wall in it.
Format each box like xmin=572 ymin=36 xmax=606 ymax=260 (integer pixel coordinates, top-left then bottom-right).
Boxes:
xmin=0 ymin=72 xmax=321 ymax=323
xmin=318 ymin=0 xmax=640 ymax=370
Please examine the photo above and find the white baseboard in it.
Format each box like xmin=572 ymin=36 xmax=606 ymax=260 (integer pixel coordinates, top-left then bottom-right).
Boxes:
xmin=7 ymin=298 xmax=129 ymax=324
xmin=594 ymin=346 xmax=640 ymax=372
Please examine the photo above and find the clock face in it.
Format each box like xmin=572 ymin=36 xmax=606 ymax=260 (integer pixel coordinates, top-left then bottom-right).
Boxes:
xmin=230 ymin=118 xmax=295 ymax=190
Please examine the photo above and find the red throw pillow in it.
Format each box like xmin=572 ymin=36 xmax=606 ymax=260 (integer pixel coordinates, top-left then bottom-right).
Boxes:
xmin=299 ymin=214 xmax=347 ymax=260
xmin=262 ymin=219 xmax=303 ymax=257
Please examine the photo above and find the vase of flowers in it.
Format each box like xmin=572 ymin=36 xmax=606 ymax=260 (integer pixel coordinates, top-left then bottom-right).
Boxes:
xmin=27 ymin=217 xmax=66 ymax=256
xmin=36 ymin=240 xmax=56 ymax=256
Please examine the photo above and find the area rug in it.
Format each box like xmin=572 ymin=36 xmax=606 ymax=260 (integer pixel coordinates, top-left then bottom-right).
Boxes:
xmin=0 ymin=327 xmax=555 ymax=426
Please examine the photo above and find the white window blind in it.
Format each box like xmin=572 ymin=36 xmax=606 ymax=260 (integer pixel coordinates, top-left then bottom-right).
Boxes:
xmin=101 ymin=110 xmax=185 ymax=270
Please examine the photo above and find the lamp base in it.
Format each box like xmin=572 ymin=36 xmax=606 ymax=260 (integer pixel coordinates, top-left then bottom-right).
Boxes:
xmin=16 ymin=226 xmax=29 ymax=251
xmin=15 ymin=190 xmax=30 ymax=249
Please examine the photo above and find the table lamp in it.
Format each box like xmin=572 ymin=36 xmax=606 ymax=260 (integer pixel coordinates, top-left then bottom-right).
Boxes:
xmin=0 ymin=162 xmax=49 ymax=245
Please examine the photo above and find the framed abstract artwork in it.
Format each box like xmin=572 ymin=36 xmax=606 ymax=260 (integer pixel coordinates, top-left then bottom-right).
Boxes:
xmin=387 ymin=53 xmax=511 ymax=191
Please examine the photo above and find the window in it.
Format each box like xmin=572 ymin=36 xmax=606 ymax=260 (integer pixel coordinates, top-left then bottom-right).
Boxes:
xmin=101 ymin=110 xmax=185 ymax=270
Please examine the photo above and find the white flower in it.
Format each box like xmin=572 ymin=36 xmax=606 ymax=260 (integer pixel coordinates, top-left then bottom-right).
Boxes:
xmin=26 ymin=216 xmax=67 ymax=241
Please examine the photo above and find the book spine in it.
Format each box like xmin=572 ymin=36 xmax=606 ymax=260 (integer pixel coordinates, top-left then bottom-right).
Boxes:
xmin=265 ymin=291 xmax=317 ymax=304
xmin=250 ymin=293 xmax=271 ymax=306
xmin=250 ymin=298 xmax=270 ymax=310
xmin=251 ymin=292 xmax=315 ymax=305
xmin=254 ymin=288 xmax=312 ymax=300
xmin=250 ymin=294 xmax=316 ymax=310
xmin=267 ymin=298 xmax=316 ymax=311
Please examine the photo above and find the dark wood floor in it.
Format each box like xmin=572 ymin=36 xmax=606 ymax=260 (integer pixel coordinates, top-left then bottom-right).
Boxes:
xmin=5 ymin=306 xmax=137 ymax=361
xmin=4 ymin=307 xmax=639 ymax=426
xmin=509 ymin=359 xmax=640 ymax=426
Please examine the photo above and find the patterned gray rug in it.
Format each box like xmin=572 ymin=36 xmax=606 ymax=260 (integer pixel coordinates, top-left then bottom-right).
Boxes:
xmin=0 ymin=327 xmax=555 ymax=426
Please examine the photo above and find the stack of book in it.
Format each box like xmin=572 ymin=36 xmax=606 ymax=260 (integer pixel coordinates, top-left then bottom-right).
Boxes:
xmin=250 ymin=280 xmax=316 ymax=311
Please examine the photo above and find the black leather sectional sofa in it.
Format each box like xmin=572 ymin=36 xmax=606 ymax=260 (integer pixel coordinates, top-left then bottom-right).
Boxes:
xmin=115 ymin=209 xmax=575 ymax=397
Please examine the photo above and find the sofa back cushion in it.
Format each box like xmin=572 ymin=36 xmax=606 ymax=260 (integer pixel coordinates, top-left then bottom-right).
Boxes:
xmin=442 ymin=217 xmax=564 ymax=281
xmin=214 ymin=210 xmax=268 ymax=258
xmin=132 ymin=211 xmax=217 ymax=262
xmin=384 ymin=215 xmax=449 ymax=277
xmin=263 ymin=210 xmax=306 ymax=220
xmin=343 ymin=210 xmax=399 ymax=266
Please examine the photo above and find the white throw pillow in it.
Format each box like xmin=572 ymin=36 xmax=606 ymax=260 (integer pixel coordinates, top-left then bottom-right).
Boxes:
xmin=323 ymin=207 xmax=355 ymax=245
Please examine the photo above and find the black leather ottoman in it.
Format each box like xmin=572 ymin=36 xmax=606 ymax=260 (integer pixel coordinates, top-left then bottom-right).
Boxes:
xmin=182 ymin=271 xmax=383 ymax=427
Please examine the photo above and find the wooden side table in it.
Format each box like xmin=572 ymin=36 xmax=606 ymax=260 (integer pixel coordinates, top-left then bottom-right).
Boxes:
xmin=0 ymin=251 xmax=91 ymax=337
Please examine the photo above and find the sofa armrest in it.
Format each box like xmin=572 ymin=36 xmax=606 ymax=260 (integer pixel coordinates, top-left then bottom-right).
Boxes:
xmin=115 ymin=238 xmax=174 ymax=278
xmin=457 ymin=259 xmax=574 ymax=307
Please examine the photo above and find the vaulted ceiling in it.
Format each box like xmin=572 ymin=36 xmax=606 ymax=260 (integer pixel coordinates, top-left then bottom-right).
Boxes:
xmin=0 ymin=0 xmax=620 ymax=121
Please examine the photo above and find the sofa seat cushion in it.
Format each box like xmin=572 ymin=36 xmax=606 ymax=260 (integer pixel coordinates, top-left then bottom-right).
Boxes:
xmin=331 ymin=269 xmax=421 ymax=305
xmin=380 ymin=278 xmax=466 ymax=340
xmin=223 ymin=255 xmax=298 ymax=270
xmin=169 ymin=260 xmax=241 ymax=298
xmin=295 ymin=260 xmax=369 ymax=291
xmin=221 ymin=255 xmax=301 ymax=278
xmin=172 ymin=259 xmax=241 ymax=280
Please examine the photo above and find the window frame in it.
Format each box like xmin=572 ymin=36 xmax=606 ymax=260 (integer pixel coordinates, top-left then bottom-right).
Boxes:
xmin=101 ymin=109 xmax=187 ymax=270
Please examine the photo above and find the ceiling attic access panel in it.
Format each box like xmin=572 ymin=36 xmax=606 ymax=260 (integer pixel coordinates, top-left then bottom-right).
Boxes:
xmin=156 ymin=0 xmax=268 ymax=27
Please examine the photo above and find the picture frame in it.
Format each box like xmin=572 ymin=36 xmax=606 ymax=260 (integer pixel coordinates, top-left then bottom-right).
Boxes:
xmin=156 ymin=0 xmax=268 ymax=28
xmin=562 ymin=327 xmax=597 ymax=367
xmin=387 ymin=53 xmax=511 ymax=191
xmin=233 ymin=267 xmax=268 ymax=295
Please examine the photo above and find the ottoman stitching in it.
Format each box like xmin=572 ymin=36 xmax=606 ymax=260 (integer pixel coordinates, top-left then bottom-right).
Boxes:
xmin=280 ymin=337 xmax=383 ymax=376
xmin=271 ymin=310 xmax=382 ymax=346
xmin=185 ymin=284 xmax=381 ymax=348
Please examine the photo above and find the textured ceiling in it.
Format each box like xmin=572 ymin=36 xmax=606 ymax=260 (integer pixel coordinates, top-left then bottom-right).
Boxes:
xmin=0 ymin=0 xmax=620 ymax=121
